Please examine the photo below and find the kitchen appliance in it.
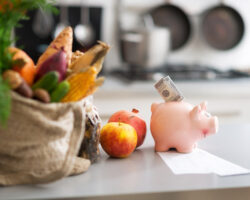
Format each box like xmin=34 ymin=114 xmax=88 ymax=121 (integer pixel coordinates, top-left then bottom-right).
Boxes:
xmin=120 ymin=15 xmax=170 ymax=70
xmin=121 ymin=27 xmax=170 ymax=68
xmin=102 ymin=0 xmax=250 ymax=73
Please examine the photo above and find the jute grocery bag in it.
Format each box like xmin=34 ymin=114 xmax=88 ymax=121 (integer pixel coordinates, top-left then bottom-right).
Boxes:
xmin=0 ymin=92 xmax=91 ymax=186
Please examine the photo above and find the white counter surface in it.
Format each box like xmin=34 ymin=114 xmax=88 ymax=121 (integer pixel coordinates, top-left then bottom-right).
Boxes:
xmin=1 ymin=124 xmax=250 ymax=200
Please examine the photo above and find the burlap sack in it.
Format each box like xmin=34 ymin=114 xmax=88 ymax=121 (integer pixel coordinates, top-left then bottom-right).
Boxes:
xmin=0 ymin=92 xmax=91 ymax=186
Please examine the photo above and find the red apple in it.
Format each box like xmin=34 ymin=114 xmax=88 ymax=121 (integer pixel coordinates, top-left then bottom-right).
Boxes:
xmin=100 ymin=122 xmax=137 ymax=158
xmin=108 ymin=109 xmax=147 ymax=148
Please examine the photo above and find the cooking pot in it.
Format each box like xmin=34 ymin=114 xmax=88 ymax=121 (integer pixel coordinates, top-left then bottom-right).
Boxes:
xmin=120 ymin=25 xmax=170 ymax=69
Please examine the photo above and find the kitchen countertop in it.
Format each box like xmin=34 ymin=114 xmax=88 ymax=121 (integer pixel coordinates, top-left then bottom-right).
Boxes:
xmin=93 ymin=76 xmax=250 ymax=99
xmin=93 ymin=77 xmax=250 ymax=124
xmin=1 ymin=123 xmax=250 ymax=200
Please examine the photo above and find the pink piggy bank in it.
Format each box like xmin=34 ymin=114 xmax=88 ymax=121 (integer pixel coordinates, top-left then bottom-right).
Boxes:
xmin=150 ymin=101 xmax=218 ymax=153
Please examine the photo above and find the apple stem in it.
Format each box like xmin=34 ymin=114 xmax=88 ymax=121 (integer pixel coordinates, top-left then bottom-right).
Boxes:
xmin=132 ymin=108 xmax=139 ymax=114
xmin=118 ymin=117 xmax=121 ymax=126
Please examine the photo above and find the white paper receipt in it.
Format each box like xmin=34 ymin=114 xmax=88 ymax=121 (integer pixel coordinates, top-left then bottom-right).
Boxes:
xmin=158 ymin=148 xmax=250 ymax=176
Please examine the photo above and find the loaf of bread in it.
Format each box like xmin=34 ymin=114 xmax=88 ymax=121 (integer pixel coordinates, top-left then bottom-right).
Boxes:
xmin=36 ymin=26 xmax=73 ymax=68
xmin=78 ymin=100 xmax=101 ymax=163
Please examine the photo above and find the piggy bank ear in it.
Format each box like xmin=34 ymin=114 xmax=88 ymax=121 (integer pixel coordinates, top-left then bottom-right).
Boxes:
xmin=190 ymin=105 xmax=201 ymax=120
xmin=200 ymin=101 xmax=207 ymax=111
xmin=151 ymin=103 xmax=159 ymax=113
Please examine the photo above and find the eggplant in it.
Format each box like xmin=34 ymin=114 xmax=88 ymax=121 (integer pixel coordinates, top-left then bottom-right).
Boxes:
xmin=35 ymin=49 xmax=67 ymax=82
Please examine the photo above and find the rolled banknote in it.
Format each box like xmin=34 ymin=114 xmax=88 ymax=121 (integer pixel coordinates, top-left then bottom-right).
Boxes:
xmin=154 ymin=76 xmax=184 ymax=102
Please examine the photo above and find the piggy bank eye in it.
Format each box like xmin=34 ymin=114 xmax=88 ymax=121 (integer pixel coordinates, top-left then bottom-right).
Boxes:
xmin=204 ymin=112 xmax=211 ymax=118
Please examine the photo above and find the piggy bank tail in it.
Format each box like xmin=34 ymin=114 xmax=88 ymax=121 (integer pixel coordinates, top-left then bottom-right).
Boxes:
xmin=151 ymin=102 xmax=160 ymax=113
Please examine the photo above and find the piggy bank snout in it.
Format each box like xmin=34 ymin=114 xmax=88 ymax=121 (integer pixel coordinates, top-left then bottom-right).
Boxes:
xmin=209 ymin=116 xmax=219 ymax=134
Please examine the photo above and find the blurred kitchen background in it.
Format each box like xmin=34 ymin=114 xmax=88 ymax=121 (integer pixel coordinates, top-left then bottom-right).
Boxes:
xmin=14 ymin=0 xmax=250 ymax=124
xmin=15 ymin=0 xmax=250 ymax=81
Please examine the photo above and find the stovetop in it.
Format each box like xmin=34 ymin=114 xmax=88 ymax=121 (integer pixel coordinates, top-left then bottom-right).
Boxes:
xmin=109 ymin=64 xmax=250 ymax=82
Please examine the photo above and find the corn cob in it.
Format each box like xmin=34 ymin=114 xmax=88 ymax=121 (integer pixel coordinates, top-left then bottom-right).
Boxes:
xmin=71 ymin=50 xmax=84 ymax=63
xmin=68 ymin=41 xmax=110 ymax=74
xmin=85 ymin=76 xmax=105 ymax=97
xmin=82 ymin=55 xmax=106 ymax=97
xmin=61 ymin=67 xmax=97 ymax=102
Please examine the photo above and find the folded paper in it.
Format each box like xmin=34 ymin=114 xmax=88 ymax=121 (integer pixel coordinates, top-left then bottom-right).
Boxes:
xmin=158 ymin=148 xmax=250 ymax=176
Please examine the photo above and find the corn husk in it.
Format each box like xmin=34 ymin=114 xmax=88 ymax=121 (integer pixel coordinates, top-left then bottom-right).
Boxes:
xmin=61 ymin=67 xmax=97 ymax=103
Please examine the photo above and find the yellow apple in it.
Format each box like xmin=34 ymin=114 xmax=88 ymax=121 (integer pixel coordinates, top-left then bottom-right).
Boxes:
xmin=100 ymin=122 xmax=137 ymax=158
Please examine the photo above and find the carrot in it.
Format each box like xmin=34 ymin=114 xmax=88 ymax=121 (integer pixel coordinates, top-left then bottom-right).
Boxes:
xmin=9 ymin=47 xmax=36 ymax=86
xmin=0 ymin=0 xmax=22 ymax=13
xmin=0 ymin=1 xmax=13 ymax=13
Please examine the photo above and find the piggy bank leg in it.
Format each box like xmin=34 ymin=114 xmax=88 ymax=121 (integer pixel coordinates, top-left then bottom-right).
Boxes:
xmin=176 ymin=144 xmax=194 ymax=153
xmin=154 ymin=142 xmax=170 ymax=152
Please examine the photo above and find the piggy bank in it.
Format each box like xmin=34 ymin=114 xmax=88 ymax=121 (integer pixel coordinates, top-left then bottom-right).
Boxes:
xmin=150 ymin=101 xmax=218 ymax=153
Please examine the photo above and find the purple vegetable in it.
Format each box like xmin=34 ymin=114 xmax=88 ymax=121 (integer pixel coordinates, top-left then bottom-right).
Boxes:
xmin=35 ymin=49 xmax=67 ymax=82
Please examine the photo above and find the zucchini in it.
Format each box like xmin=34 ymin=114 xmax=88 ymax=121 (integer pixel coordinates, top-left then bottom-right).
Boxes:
xmin=50 ymin=81 xmax=70 ymax=102
xmin=32 ymin=71 xmax=59 ymax=92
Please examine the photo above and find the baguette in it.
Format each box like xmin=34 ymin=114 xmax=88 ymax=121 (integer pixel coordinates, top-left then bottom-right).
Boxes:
xmin=36 ymin=26 xmax=73 ymax=68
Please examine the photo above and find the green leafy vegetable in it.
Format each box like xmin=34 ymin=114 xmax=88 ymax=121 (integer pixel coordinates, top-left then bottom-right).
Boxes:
xmin=0 ymin=0 xmax=57 ymax=126
xmin=0 ymin=77 xmax=11 ymax=127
